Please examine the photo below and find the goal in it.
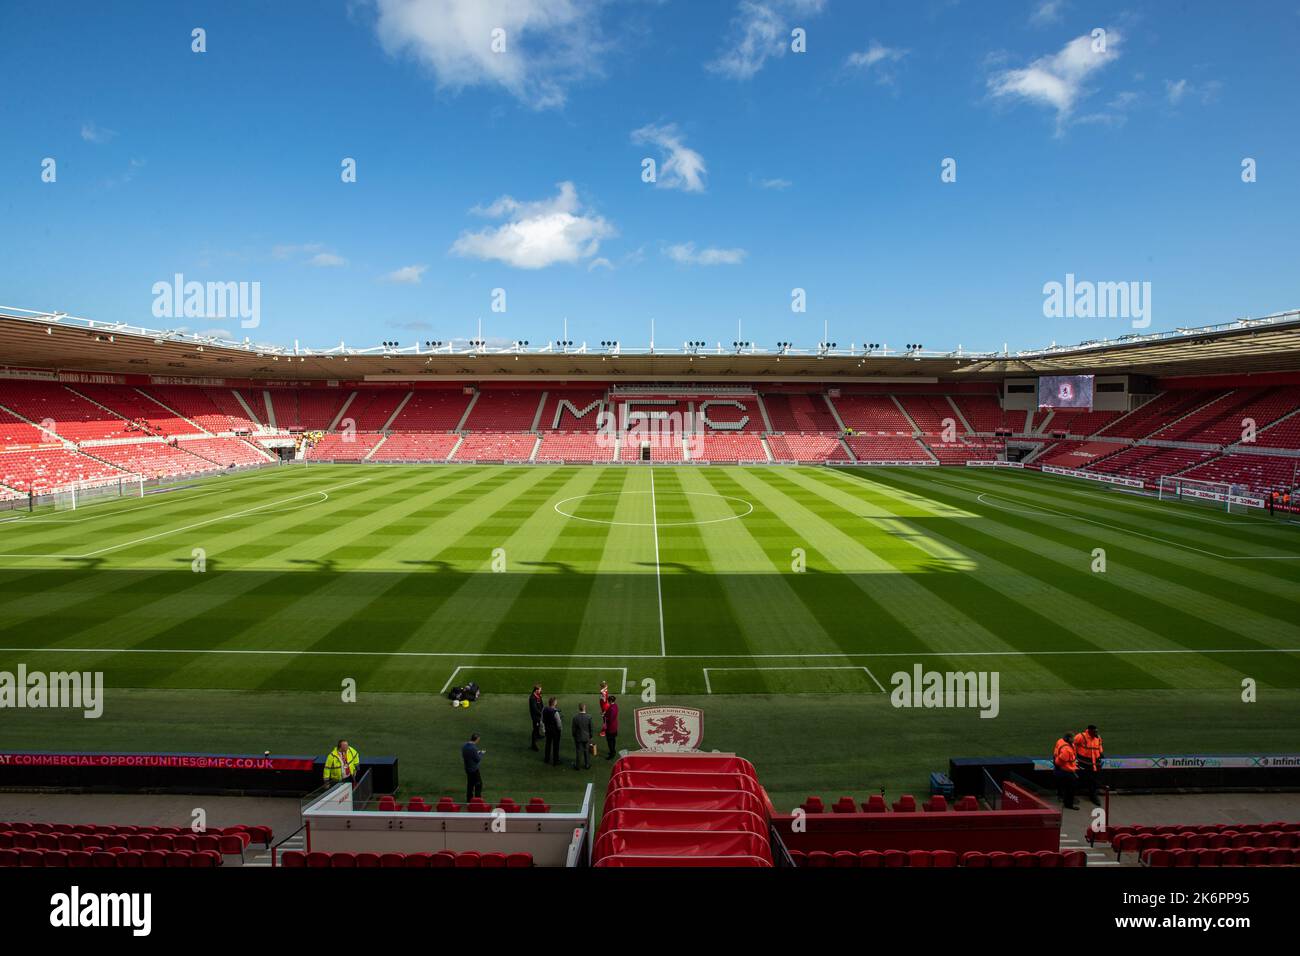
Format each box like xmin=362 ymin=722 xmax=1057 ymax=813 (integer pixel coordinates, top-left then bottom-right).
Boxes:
xmin=51 ymin=475 xmax=145 ymax=511
xmin=1156 ymin=475 xmax=1255 ymax=513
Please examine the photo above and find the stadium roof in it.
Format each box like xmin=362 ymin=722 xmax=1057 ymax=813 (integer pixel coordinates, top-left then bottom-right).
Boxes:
xmin=2 ymin=305 xmax=1299 ymax=384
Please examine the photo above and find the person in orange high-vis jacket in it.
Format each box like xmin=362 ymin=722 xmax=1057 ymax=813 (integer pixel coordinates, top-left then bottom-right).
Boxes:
xmin=1053 ymin=732 xmax=1079 ymax=810
xmin=1073 ymin=725 xmax=1104 ymax=806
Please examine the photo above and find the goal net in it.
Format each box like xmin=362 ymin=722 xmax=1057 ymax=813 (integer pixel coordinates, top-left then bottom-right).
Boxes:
xmin=1156 ymin=475 xmax=1256 ymax=513
xmin=51 ymin=476 xmax=145 ymax=511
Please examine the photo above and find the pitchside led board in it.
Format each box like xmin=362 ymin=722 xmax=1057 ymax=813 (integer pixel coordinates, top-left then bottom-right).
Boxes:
xmin=1037 ymin=374 xmax=1095 ymax=410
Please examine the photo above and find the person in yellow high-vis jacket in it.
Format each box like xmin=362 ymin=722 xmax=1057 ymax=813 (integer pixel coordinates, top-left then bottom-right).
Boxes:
xmin=323 ymin=739 xmax=359 ymax=785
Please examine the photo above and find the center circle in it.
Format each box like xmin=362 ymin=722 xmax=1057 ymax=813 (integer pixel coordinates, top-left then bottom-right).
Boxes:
xmin=553 ymin=490 xmax=754 ymax=527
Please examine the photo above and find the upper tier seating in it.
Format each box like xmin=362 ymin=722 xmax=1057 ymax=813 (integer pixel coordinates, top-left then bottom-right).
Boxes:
xmin=368 ymin=433 xmax=460 ymax=461
xmin=761 ymin=393 xmax=838 ymax=432
xmin=0 ymin=382 xmax=134 ymax=442
xmin=461 ymin=390 xmax=544 ymax=432
xmin=949 ymin=395 xmax=1007 ymax=433
xmin=534 ymin=431 xmax=616 ymax=462
xmin=1100 ymin=390 xmax=1229 ymax=439
xmin=895 ymin=395 xmax=962 ymax=435
xmin=767 ymin=433 xmax=851 ymax=463
xmin=452 ymin=433 xmax=538 ymax=461
xmin=1038 ymin=407 xmax=1123 ymax=436
xmin=385 ymin=390 xmax=473 ymax=432
xmin=346 ymin=390 xmax=411 ymax=431
xmin=142 ymin=387 xmax=259 ymax=433
xmin=1151 ymin=387 xmax=1300 ymax=444
xmin=73 ymin=385 xmax=203 ymax=437
xmin=831 ymin=394 xmax=914 ymax=433
xmin=537 ymin=390 xmax=606 ymax=431
xmin=290 ymin=389 xmax=354 ymax=431
xmin=0 ymin=408 xmax=55 ymax=447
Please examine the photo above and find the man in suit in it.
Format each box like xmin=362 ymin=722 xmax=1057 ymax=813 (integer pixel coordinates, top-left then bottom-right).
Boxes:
xmin=603 ymin=695 xmax=619 ymax=760
xmin=528 ymin=684 xmax=544 ymax=751
xmin=542 ymin=697 xmax=563 ymax=766
xmin=462 ymin=733 xmax=485 ymax=804
xmin=571 ymin=703 xmax=594 ymax=770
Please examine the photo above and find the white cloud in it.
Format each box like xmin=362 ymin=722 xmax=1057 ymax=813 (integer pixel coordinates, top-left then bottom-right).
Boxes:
xmin=310 ymin=252 xmax=348 ymax=268
xmin=1165 ymin=77 xmax=1221 ymax=106
xmin=631 ymin=123 xmax=707 ymax=193
xmin=587 ymin=257 xmax=613 ymax=272
xmin=754 ymin=176 xmax=792 ymax=190
xmin=845 ymin=41 xmax=909 ymax=84
xmin=451 ymin=181 xmax=615 ymax=269
xmin=987 ymin=29 xmax=1122 ymax=134
xmin=664 ymin=242 xmax=747 ymax=266
xmin=80 ymin=122 xmax=117 ymax=144
xmin=381 ymin=264 xmax=430 ymax=284
xmin=707 ymin=0 xmax=825 ymax=81
xmin=370 ymin=0 xmax=605 ymax=109
xmin=1029 ymin=0 xmax=1065 ymax=27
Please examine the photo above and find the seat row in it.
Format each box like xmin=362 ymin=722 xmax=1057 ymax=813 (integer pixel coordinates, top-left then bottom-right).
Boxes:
xmin=0 ymin=821 xmax=271 ymax=845
xmin=1111 ymin=829 xmax=1298 ymax=859
xmin=1142 ymin=847 xmax=1300 ymax=868
xmin=375 ymin=796 xmax=550 ymax=813
xmin=280 ymin=850 xmax=533 ymax=868
xmin=1097 ymin=820 xmax=1299 ymax=842
xmin=800 ymin=794 xmax=979 ymax=814
xmin=0 ymin=830 xmax=249 ymax=856
xmin=0 ymin=848 xmax=223 ymax=868
xmin=791 ymin=849 xmax=1085 ymax=868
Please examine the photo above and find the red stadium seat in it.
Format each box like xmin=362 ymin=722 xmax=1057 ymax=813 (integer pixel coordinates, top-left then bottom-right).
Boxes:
xmin=1012 ymin=851 xmax=1037 ymax=868
xmin=91 ymin=851 xmax=119 ymax=869
xmin=481 ymin=852 xmax=509 ymax=868
xmin=403 ymin=853 xmax=433 ymax=868
xmin=454 ymin=851 xmax=481 ymax=868
xmin=861 ymin=795 xmax=887 ymax=813
xmin=831 ymin=797 xmax=857 ymax=814
xmin=832 ymin=850 xmax=858 ymax=867
xmin=330 ymin=852 xmax=357 ymax=868
xmin=281 ymin=851 xmax=306 ymax=868
xmin=42 ymin=850 xmax=69 ymax=867
xmin=355 ymin=852 xmax=382 ymax=868
xmin=806 ymin=850 xmax=834 ymax=868
xmin=891 ymin=795 xmax=916 ymax=813
xmin=883 ymin=849 xmax=908 ymax=868
xmin=119 ymin=850 xmax=144 ymax=868
xmin=306 ymin=852 xmax=332 ymax=868
xmin=382 ymin=853 xmax=407 ymax=868
xmin=961 ymin=852 xmax=988 ymax=868
xmin=987 ymin=852 xmax=1015 ymax=868
xmin=907 ymin=850 xmax=934 ymax=868
xmin=189 ymin=851 xmax=220 ymax=867
xmin=165 ymin=851 xmax=192 ymax=868
xmin=858 ymin=850 xmax=883 ymax=868
xmin=506 ymin=852 xmax=533 ymax=868
xmin=923 ymin=795 xmax=949 ymax=813
xmin=0 ymin=849 xmax=18 ymax=867
xmin=430 ymin=851 xmax=457 ymax=868
xmin=931 ymin=850 xmax=958 ymax=868
xmin=800 ymin=796 xmax=826 ymax=814
xmin=1034 ymin=850 xmax=1062 ymax=867
xmin=141 ymin=851 xmax=167 ymax=868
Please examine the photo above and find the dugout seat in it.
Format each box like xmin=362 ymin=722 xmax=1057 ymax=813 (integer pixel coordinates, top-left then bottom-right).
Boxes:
xmin=891 ymin=795 xmax=917 ymax=813
xmin=831 ymin=797 xmax=857 ymax=814
xmin=861 ymin=795 xmax=887 ymax=813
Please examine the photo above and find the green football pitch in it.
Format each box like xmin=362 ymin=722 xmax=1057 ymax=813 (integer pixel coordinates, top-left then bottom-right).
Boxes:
xmin=2 ymin=463 xmax=1298 ymax=812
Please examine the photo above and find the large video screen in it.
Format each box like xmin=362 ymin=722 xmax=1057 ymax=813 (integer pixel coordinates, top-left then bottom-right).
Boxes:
xmin=1037 ymin=374 xmax=1095 ymax=409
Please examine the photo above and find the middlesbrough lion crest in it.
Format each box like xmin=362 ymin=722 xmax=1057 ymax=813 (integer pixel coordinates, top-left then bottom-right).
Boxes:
xmin=634 ymin=706 xmax=703 ymax=752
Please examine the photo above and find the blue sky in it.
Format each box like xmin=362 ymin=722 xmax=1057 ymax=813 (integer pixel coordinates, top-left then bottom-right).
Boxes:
xmin=2 ymin=0 xmax=1298 ymax=353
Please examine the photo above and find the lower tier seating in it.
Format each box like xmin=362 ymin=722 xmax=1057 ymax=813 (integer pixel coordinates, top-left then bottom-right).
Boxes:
xmin=280 ymin=849 xmax=533 ymax=868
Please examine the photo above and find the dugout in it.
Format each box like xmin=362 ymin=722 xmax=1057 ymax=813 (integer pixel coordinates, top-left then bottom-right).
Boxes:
xmin=299 ymin=781 xmax=595 ymax=866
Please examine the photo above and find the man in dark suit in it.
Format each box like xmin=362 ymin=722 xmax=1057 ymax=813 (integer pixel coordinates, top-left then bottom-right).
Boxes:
xmin=462 ymin=733 xmax=485 ymax=804
xmin=571 ymin=703 xmax=594 ymax=770
xmin=542 ymin=697 xmax=563 ymax=766
xmin=528 ymin=684 xmax=544 ymax=751
xmin=603 ymin=695 xmax=619 ymax=759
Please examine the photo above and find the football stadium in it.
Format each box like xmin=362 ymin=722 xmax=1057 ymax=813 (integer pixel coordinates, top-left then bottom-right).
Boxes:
xmin=3 ymin=0 xmax=1298 ymax=935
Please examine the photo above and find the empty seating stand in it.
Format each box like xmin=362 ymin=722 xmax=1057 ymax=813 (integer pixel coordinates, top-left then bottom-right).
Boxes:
xmin=278 ymin=849 xmax=533 ymax=868
xmin=0 ymin=822 xmax=269 ymax=867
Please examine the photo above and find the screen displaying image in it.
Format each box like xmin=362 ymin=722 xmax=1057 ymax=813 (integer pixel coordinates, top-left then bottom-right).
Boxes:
xmin=1038 ymin=374 xmax=1095 ymax=409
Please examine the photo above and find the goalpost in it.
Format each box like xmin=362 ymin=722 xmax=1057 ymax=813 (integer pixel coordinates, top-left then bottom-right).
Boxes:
xmin=1156 ymin=475 xmax=1256 ymax=513
xmin=51 ymin=475 xmax=145 ymax=511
